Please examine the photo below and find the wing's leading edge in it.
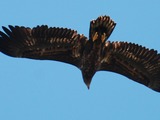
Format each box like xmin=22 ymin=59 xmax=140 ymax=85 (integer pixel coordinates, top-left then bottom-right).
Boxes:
xmin=99 ymin=41 xmax=160 ymax=92
xmin=1 ymin=16 xmax=160 ymax=93
xmin=0 ymin=25 xmax=87 ymax=67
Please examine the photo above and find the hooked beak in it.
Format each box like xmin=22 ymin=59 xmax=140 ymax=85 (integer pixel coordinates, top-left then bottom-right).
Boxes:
xmin=86 ymin=83 xmax=90 ymax=89
xmin=82 ymin=70 xmax=95 ymax=90
xmin=83 ymin=77 xmax=92 ymax=90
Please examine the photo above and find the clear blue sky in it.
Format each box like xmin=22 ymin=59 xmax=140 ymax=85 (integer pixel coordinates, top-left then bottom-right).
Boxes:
xmin=0 ymin=0 xmax=160 ymax=120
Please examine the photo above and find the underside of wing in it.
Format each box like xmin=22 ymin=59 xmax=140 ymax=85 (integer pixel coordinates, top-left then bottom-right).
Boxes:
xmin=0 ymin=25 xmax=87 ymax=67
xmin=99 ymin=41 xmax=160 ymax=92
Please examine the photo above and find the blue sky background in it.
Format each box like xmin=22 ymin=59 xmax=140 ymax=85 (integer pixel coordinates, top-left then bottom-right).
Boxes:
xmin=0 ymin=0 xmax=160 ymax=120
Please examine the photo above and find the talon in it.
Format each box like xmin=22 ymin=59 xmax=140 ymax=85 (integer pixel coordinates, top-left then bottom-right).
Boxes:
xmin=92 ymin=32 xmax=98 ymax=41
xmin=101 ymin=33 xmax=106 ymax=43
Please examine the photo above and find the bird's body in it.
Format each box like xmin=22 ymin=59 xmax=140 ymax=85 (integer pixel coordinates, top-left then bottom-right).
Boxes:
xmin=1 ymin=15 xmax=160 ymax=92
xmin=80 ymin=41 xmax=102 ymax=88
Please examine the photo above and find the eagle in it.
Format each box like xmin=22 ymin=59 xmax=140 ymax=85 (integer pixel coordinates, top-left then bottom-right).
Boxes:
xmin=0 ymin=15 xmax=160 ymax=92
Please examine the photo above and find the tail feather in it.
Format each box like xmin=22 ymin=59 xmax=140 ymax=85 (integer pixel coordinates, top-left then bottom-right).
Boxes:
xmin=89 ymin=16 xmax=116 ymax=42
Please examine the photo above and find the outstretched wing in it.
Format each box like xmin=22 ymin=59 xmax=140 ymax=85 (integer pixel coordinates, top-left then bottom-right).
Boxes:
xmin=99 ymin=41 xmax=160 ymax=92
xmin=0 ymin=25 xmax=87 ymax=67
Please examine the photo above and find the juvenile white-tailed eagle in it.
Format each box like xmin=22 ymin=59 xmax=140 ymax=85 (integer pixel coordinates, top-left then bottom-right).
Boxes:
xmin=0 ymin=16 xmax=160 ymax=92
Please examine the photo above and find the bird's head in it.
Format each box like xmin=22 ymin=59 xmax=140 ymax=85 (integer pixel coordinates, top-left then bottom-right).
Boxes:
xmin=82 ymin=70 xmax=95 ymax=89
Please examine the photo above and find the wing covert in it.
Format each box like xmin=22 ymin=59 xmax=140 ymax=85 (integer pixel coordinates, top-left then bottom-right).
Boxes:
xmin=0 ymin=25 xmax=87 ymax=67
xmin=99 ymin=41 xmax=160 ymax=92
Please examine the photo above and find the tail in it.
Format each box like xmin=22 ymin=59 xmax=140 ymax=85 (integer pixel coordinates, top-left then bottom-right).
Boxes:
xmin=89 ymin=16 xmax=116 ymax=42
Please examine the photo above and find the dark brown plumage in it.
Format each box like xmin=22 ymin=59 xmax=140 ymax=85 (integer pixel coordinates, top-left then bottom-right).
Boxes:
xmin=0 ymin=15 xmax=160 ymax=92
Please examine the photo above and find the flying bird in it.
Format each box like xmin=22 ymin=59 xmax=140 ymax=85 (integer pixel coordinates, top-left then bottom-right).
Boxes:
xmin=0 ymin=16 xmax=160 ymax=92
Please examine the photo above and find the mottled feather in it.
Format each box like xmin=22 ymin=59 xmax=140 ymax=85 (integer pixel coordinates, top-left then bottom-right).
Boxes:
xmin=0 ymin=25 xmax=87 ymax=67
xmin=0 ymin=16 xmax=160 ymax=92
xmin=99 ymin=42 xmax=160 ymax=91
